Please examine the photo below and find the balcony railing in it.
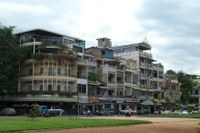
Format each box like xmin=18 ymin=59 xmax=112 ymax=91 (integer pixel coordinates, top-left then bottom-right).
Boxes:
xmin=117 ymin=81 xmax=124 ymax=84
xmin=140 ymin=62 xmax=152 ymax=68
xmin=139 ymin=51 xmax=152 ymax=58
xmin=77 ymin=58 xmax=97 ymax=66
xmin=108 ymin=81 xmax=116 ymax=84
xmin=103 ymin=65 xmax=116 ymax=72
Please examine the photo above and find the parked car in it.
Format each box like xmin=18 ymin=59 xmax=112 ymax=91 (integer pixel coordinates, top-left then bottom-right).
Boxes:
xmin=0 ymin=107 xmax=16 ymax=116
xmin=38 ymin=105 xmax=64 ymax=116
xmin=191 ymin=109 xmax=199 ymax=114
xmin=182 ymin=110 xmax=189 ymax=114
xmin=173 ymin=110 xmax=182 ymax=115
xmin=161 ymin=110 xmax=173 ymax=114
xmin=98 ymin=108 xmax=114 ymax=115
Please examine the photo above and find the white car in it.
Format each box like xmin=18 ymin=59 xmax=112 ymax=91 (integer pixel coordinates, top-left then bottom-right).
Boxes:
xmin=173 ymin=110 xmax=182 ymax=114
xmin=191 ymin=110 xmax=199 ymax=114
xmin=119 ymin=109 xmax=136 ymax=115
xmin=182 ymin=110 xmax=189 ymax=114
xmin=161 ymin=110 xmax=172 ymax=114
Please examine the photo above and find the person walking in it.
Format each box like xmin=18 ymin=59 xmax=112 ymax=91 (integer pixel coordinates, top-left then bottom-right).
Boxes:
xmin=125 ymin=106 xmax=131 ymax=117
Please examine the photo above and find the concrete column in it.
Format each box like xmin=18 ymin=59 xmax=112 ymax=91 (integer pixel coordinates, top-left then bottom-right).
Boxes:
xmin=18 ymin=65 xmax=21 ymax=92
xmin=51 ymin=60 xmax=53 ymax=91
xmin=43 ymin=60 xmax=45 ymax=91
xmin=32 ymin=60 xmax=35 ymax=91
xmin=199 ymin=90 xmax=200 ymax=112
xmin=123 ymin=71 xmax=125 ymax=97
xmin=131 ymin=72 xmax=133 ymax=96
xmin=56 ymin=61 xmax=58 ymax=92
xmin=86 ymin=62 xmax=89 ymax=96
xmin=18 ymin=80 xmax=21 ymax=92
xmin=67 ymin=64 xmax=69 ymax=92
xmin=47 ymin=60 xmax=49 ymax=91
xmin=115 ymin=66 xmax=117 ymax=97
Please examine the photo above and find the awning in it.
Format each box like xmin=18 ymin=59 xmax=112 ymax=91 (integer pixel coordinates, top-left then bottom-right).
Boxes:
xmin=141 ymin=99 xmax=154 ymax=106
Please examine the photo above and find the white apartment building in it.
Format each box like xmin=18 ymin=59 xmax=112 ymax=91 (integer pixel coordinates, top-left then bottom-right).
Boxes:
xmin=112 ymin=42 xmax=164 ymax=101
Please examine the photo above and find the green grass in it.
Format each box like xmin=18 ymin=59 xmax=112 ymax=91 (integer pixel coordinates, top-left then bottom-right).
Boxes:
xmin=142 ymin=114 xmax=200 ymax=118
xmin=0 ymin=117 xmax=150 ymax=132
xmin=197 ymin=128 xmax=200 ymax=133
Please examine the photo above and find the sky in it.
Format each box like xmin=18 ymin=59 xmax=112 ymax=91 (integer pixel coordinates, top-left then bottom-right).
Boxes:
xmin=0 ymin=0 xmax=200 ymax=74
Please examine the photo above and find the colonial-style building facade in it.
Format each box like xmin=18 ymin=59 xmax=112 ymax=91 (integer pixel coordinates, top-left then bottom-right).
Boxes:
xmin=0 ymin=29 xmax=181 ymax=114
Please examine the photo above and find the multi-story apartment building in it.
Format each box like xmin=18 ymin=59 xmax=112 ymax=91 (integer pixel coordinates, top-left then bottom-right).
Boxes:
xmin=188 ymin=75 xmax=200 ymax=110
xmin=161 ymin=74 xmax=181 ymax=108
xmin=1 ymin=28 xmax=172 ymax=114
xmin=3 ymin=29 xmax=98 ymax=114
xmin=112 ymin=42 xmax=164 ymax=101
xmin=85 ymin=38 xmax=140 ymax=112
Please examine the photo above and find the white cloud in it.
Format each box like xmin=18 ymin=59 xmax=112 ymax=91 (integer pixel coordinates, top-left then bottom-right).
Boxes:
xmin=1 ymin=0 xmax=200 ymax=75
xmin=0 ymin=2 xmax=51 ymax=15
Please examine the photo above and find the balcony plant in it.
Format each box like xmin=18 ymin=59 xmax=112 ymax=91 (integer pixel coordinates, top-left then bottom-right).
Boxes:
xmin=88 ymin=72 xmax=99 ymax=81
xmin=117 ymin=64 xmax=125 ymax=70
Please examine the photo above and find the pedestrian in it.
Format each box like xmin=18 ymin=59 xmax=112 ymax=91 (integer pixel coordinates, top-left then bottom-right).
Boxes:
xmin=125 ymin=106 xmax=131 ymax=117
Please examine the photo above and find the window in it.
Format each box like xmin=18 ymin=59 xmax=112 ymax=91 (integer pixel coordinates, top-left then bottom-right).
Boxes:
xmin=28 ymin=85 xmax=32 ymax=91
xmin=64 ymin=86 xmax=67 ymax=92
xmin=101 ymin=50 xmax=105 ymax=55
xmin=29 ymin=68 xmax=33 ymax=75
xmin=57 ymin=85 xmax=60 ymax=92
xmin=68 ymin=68 xmax=71 ymax=76
xmin=78 ymin=84 xmax=86 ymax=94
xmin=53 ymin=68 xmax=56 ymax=75
xmin=65 ymin=68 xmax=67 ymax=76
xmin=48 ymin=85 xmax=52 ymax=91
xmin=133 ymin=74 xmax=138 ymax=84
xmin=40 ymin=67 xmax=43 ymax=75
xmin=57 ymin=68 xmax=61 ymax=76
xmin=40 ymin=85 xmax=43 ymax=91
xmin=48 ymin=67 xmax=52 ymax=75
xmin=105 ymin=104 xmax=111 ymax=109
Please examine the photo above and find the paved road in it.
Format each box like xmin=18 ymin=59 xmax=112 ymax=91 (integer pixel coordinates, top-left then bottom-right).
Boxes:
xmin=27 ymin=116 xmax=200 ymax=133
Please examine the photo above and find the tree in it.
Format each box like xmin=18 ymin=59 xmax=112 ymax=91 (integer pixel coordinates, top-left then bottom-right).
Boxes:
xmin=165 ymin=70 xmax=194 ymax=104
xmin=28 ymin=106 xmax=39 ymax=119
xmin=166 ymin=69 xmax=176 ymax=75
xmin=0 ymin=25 xmax=30 ymax=95
xmin=177 ymin=71 xmax=193 ymax=104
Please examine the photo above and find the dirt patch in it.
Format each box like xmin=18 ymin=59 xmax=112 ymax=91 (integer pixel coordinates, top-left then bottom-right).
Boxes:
xmin=26 ymin=116 xmax=200 ymax=133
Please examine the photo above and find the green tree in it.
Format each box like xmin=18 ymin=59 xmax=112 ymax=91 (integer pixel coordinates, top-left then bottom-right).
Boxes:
xmin=177 ymin=71 xmax=193 ymax=104
xmin=166 ymin=69 xmax=176 ymax=75
xmin=28 ymin=106 xmax=39 ymax=119
xmin=0 ymin=25 xmax=30 ymax=95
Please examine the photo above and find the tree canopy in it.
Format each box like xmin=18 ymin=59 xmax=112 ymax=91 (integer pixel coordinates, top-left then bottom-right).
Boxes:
xmin=0 ymin=25 xmax=30 ymax=95
xmin=166 ymin=69 xmax=176 ymax=75
xmin=177 ymin=71 xmax=193 ymax=104
xmin=165 ymin=70 xmax=194 ymax=104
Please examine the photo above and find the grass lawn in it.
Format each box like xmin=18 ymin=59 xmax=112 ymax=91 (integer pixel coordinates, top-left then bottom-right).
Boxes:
xmin=197 ymin=128 xmax=200 ymax=133
xmin=142 ymin=114 xmax=200 ymax=118
xmin=0 ymin=117 xmax=150 ymax=132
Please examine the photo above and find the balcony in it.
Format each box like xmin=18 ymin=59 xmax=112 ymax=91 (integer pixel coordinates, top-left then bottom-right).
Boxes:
xmin=87 ymin=61 xmax=97 ymax=66
xmin=108 ymin=80 xmax=116 ymax=84
xmin=171 ymin=79 xmax=179 ymax=83
xmin=103 ymin=64 xmax=116 ymax=72
xmin=140 ymin=73 xmax=148 ymax=79
xmin=21 ymin=41 xmax=42 ymax=46
xmin=140 ymin=62 xmax=152 ymax=68
xmin=77 ymin=59 xmax=87 ymax=65
xmin=19 ymin=74 xmax=77 ymax=81
xmin=139 ymin=51 xmax=152 ymax=58
xmin=117 ymin=81 xmax=124 ymax=84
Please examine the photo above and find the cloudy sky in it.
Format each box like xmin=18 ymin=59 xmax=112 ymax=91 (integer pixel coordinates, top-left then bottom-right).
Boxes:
xmin=0 ymin=0 xmax=200 ymax=74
